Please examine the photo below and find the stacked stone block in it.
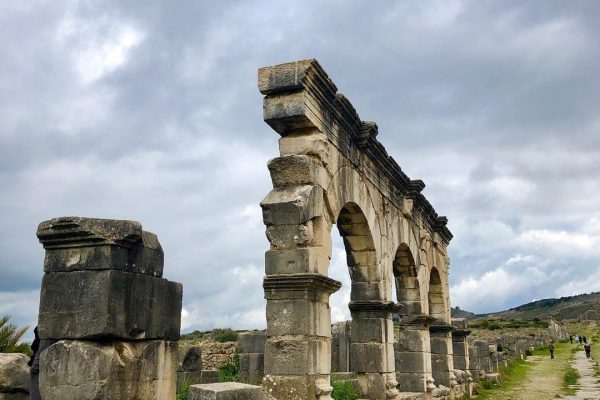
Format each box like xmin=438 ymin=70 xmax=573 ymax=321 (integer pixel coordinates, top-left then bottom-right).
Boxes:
xmin=394 ymin=316 xmax=435 ymax=393
xmin=237 ymin=333 xmax=266 ymax=384
xmin=429 ymin=324 xmax=456 ymax=389
xmin=474 ymin=340 xmax=492 ymax=374
xmin=36 ymin=217 xmax=182 ymax=400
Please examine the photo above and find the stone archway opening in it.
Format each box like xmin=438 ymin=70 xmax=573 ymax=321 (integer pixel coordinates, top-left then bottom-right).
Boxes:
xmin=428 ymin=268 xmax=445 ymax=321
xmin=393 ymin=243 xmax=421 ymax=316
xmin=331 ymin=202 xmax=394 ymax=399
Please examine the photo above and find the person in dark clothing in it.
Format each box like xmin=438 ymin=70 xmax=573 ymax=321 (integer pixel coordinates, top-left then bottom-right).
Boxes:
xmin=584 ymin=343 xmax=591 ymax=358
xmin=497 ymin=343 xmax=503 ymax=352
xmin=549 ymin=340 xmax=555 ymax=359
xmin=583 ymin=336 xmax=587 ymax=344
xmin=569 ymin=335 xmax=573 ymax=344
xmin=29 ymin=326 xmax=57 ymax=400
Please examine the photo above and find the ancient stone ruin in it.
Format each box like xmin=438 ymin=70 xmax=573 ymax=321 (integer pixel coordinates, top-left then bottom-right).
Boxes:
xmin=19 ymin=59 xmax=513 ymax=400
xmin=258 ymin=59 xmax=454 ymax=399
xmin=35 ymin=217 xmax=182 ymax=399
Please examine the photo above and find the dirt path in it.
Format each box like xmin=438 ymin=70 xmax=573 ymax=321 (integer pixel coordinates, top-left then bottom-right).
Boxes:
xmin=480 ymin=344 xmax=571 ymax=400
xmin=562 ymin=345 xmax=600 ymax=400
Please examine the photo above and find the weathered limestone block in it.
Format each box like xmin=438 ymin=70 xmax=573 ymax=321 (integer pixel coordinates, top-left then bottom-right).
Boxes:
xmin=265 ymin=222 xmax=314 ymax=249
xmin=189 ymin=382 xmax=266 ymax=400
xmin=261 ymin=185 xmax=323 ymax=227
xmin=331 ymin=321 xmax=351 ymax=373
xmin=39 ymin=340 xmax=177 ymax=400
xmin=37 ymin=217 xmax=163 ymax=277
xmin=265 ymin=247 xmax=329 ymax=275
xmin=0 ymin=353 xmax=30 ymax=394
xmin=264 ymin=337 xmax=330 ymax=375
xmin=177 ymin=371 xmax=203 ymax=392
xmin=267 ymin=155 xmax=328 ymax=189
xmin=278 ymin=132 xmax=330 ymax=166
xmin=39 ymin=270 xmax=182 ymax=340
xmin=237 ymin=333 xmax=266 ymax=354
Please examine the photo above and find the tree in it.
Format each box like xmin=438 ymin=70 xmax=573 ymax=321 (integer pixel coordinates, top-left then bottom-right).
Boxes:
xmin=0 ymin=315 xmax=31 ymax=355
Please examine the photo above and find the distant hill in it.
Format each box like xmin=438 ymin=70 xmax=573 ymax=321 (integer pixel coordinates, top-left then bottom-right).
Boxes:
xmin=451 ymin=306 xmax=478 ymax=320
xmin=482 ymin=292 xmax=600 ymax=321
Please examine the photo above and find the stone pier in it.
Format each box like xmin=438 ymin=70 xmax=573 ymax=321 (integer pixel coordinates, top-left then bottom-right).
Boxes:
xmin=36 ymin=217 xmax=182 ymax=400
xmin=394 ymin=316 xmax=435 ymax=393
xmin=429 ymin=324 xmax=456 ymax=389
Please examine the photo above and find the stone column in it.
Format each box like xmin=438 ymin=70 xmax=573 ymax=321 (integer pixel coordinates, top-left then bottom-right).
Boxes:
xmin=349 ymin=301 xmax=399 ymax=399
xmin=429 ymin=324 xmax=456 ymax=389
xmin=36 ymin=217 xmax=182 ymax=400
xmin=394 ymin=315 xmax=435 ymax=393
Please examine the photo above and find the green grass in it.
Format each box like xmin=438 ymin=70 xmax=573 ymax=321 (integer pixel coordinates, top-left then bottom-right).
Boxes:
xmin=563 ymin=367 xmax=580 ymax=395
xmin=475 ymin=358 xmax=529 ymax=399
xmin=331 ymin=380 xmax=359 ymax=400
xmin=176 ymin=378 xmax=191 ymax=400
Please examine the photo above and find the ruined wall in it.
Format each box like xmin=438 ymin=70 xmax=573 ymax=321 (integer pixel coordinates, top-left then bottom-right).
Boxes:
xmin=35 ymin=217 xmax=182 ymax=400
xmin=258 ymin=59 xmax=453 ymax=399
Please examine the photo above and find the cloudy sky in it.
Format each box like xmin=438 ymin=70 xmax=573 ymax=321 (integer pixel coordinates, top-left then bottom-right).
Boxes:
xmin=2 ymin=0 xmax=599 ymax=339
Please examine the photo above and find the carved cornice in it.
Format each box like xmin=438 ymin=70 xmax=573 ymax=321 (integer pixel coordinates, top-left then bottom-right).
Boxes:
xmin=348 ymin=300 xmax=402 ymax=313
xmin=429 ymin=323 xmax=456 ymax=333
xmin=37 ymin=216 xmax=143 ymax=249
xmin=258 ymin=59 xmax=452 ymax=244
xmin=263 ymin=273 xmax=341 ymax=295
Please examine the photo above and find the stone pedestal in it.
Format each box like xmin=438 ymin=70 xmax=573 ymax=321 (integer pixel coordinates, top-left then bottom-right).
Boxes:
xmin=263 ymin=274 xmax=340 ymax=400
xmin=35 ymin=217 xmax=182 ymax=400
xmin=429 ymin=324 xmax=455 ymax=388
xmin=394 ymin=315 xmax=435 ymax=393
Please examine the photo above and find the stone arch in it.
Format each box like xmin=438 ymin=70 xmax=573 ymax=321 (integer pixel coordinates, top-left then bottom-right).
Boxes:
xmin=336 ymin=202 xmax=383 ymax=301
xmin=428 ymin=267 xmax=445 ymax=321
xmin=393 ymin=243 xmax=421 ymax=315
xmin=333 ymin=201 xmax=396 ymax=399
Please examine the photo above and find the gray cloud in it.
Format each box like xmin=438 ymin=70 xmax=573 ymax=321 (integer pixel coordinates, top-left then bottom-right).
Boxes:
xmin=2 ymin=0 xmax=600 ymax=338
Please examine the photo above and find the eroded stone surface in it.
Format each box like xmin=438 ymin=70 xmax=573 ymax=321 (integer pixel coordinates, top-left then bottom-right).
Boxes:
xmin=39 ymin=340 xmax=177 ymax=400
xmin=37 ymin=217 xmax=164 ymax=277
xmin=38 ymin=270 xmax=182 ymax=340
xmin=0 ymin=353 xmax=29 ymax=394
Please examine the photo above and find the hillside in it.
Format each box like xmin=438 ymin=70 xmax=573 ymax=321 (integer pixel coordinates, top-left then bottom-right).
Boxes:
xmin=483 ymin=292 xmax=600 ymax=321
xmin=451 ymin=306 xmax=478 ymax=320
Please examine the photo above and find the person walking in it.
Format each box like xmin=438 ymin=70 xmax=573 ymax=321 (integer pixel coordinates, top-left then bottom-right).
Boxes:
xmin=569 ymin=335 xmax=573 ymax=344
xmin=584 ymin=343 xmax=591 ymax=359
xmin=583 ymin=336 xmax=587 ymax=344
xmin=549 ymin=340 xmax=555 ymax=359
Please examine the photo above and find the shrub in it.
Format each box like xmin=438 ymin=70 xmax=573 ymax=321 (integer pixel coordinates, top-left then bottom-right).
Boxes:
xmin=488 ymin=323 xmax=501 ymax=330
xmin=0 ymin=315 xmax=31 ymax=356
xmin=213 ymin=328 xmax=238 ymax=343
xmin=525 ymin=349 xmax=533 ymax=356
xmin=331 ymin=380 xmax=359 ymax=400
xmin=219 ymin=356 xmax=240 ymax=383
